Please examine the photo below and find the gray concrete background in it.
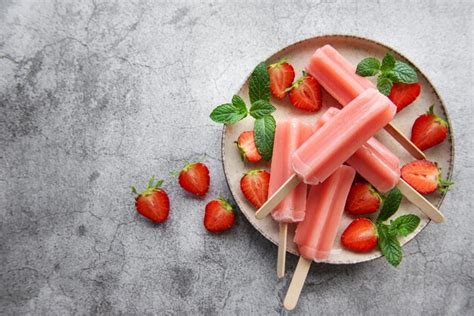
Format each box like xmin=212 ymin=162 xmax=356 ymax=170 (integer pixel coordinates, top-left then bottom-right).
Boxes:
xmin=1 ymin=0 xmax=473 ymax=314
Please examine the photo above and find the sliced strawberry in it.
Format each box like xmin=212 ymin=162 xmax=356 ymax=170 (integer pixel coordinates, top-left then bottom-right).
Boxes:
xmin=388 ymin=82 xmax=421 ymax=112
xmin=132 ymin=178 xmax=170 ymax=223
xmin=235 ymin=131 xmax=262 ymax=162
xmin=411 ymin=105 xmax=449 ymax=151
xmin=345 ymin=182 xmax=382 ymax=215
xmin=240 ymin=169 xmax=270 ymax=209
xmin=341 ymin=218 xmax=378 ymax=253
xmin=178 ymin=162 xmax=210 ymax=196
xmin=204 ymin=198 xmax=235 ymax=233
xmin=268 ymin=59 xmax=295 ymax=99
xmin=288 ymin=74 xmax=322 ymax=112
xmin=401 ymin=160 xmax=453 ymax=194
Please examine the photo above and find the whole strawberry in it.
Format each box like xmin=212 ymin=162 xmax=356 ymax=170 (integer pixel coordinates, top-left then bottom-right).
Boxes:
xmin=240 ymin=169 xmax=270 ymax=209
xmin=236 ymin=131 xmax=262 ymax=162
xmin=268 ymin=59 xmax=295 ymax=99
xmin=204 ymin=198 xmax=235 ymax=233
xmin=341 ymin=218 xmax=378 ymax=253
xmin=411 ymin=105 xmax=449 ymax=151
xmin=401 ymin=160 xmax=453 ymax=194
xmin=131 ymin=177 xmax=170 ymax=223
xmin=178 ymin=162 xmax=210 ymax=196
xmin=345 ymin=182 xmax=382 ymax=215
xmin=288 ymin=73 xmax=322 ymax=112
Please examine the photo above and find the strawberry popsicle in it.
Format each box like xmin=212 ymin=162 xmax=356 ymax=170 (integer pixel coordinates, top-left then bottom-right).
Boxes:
xmin=306 ymin=44 xmax=425 ymax=160
xmin=315 ymin=107 xmax=400 ymax=193
xmin=269 ymin=120 xmax=313 ymax=223
xmin=292 ymin=88 xmax=396 ymax=185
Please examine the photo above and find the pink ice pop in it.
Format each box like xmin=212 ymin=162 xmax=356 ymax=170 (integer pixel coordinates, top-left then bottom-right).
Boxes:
xmin=269 ymin=120 xmax=313 ymax=223
xmin=315 ymin=107 xmax=400 ymax=193
xmin=306 ymin=44 xmax=375 ymax=106
xmin=294 ymin=165 xmax=356 ymax=261
xmin=292 ymin=88 xmax=396 ymax=185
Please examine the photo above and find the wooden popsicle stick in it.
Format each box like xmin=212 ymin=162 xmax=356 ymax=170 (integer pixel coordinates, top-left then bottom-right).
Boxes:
xmin=255 ymin=174 xmax=300 ymax=220
xmin=396 ymin=179 xmax=445 ymax=223
xmin=384 ymin=123 xmax=426 ymax=160
xmin=283 ymin=257 xmax=312 ymax=311
xmin=277 ymin=223 xmax=288 ymax=279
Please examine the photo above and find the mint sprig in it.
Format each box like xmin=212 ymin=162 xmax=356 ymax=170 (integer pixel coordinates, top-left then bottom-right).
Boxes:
xmin=249 ymin=62 xmax=270 ymax=104
xmin=377 ymin=187 xmax=403 ymax=222
xmin=210 ymin=95 xmax=248 ymax=124
xmin=356 ymin=52 xmax=418 ymax=95
xmin=253 ymin=115 xmax=276 ymax=161
xmin=249 ymin=100 xmax=275 ymax=119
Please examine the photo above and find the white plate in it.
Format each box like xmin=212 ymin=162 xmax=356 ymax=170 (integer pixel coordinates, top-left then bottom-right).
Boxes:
xmin=222 ymin=35 xmax=454 ymax=264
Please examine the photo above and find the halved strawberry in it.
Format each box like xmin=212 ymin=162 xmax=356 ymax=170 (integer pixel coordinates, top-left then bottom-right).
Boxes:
xmin=178 ymin=162 xmax=210 ymax=196
xmin=411 ymin=105 xmax=449 ymax=151
xmin=288 ymin=74 xmax=322 ymax=112
xmin=204 ymin=198 xmax=235 ymax=233
xmin=268 ymin=59 xmax=295 ymax=99
xmin=401 ymin=160 xmax=453 ymax=194
xmin=132 ymin=177 xmax=170 ymax=223
xmin=388 ymin=82 xmax=421 ymax=113
xmin=235 ymin=131 xmax=262 ymax=162
xmin=240 ymin=169 xmax=270 ymax=209
xmin=341 ymin=218 xmax=378 ymax=253
xmin=345 ymin=182 xmax=382 ymax=215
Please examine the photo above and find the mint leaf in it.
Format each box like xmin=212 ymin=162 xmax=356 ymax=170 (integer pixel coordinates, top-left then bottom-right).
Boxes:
xmin=210 ymin=102 xmax=247 ymax=124
xmin=380 ymin=52 xmax=396 ymax=72
xmin=377 ymin=224 xmax=402 ymax=267
xmin=377 ymin=75 xmax=393 ymax=96
xmin=253 ymin=115 xmax=276 ymax=160
xmin=249 ymin=100 xmax=276 ymax=119
xmin=249 ymin=62 xmax=270 ymax=104
xmin=377 ymin=187 xmax=402 ymax=222
xmin=393 ymin=61 xmax=418 ymax=83
xmin=356 ymin=57 xmax=380 ymax=77
xmin=391 ymin=214 xmax=420 ymax=237
xmin=384 ymin=70 xmax=400 ymax=82
xmin=232 ymin=95 xmax=247 ymax=114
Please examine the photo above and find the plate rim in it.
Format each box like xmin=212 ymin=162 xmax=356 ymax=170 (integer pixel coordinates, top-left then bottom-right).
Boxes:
xmin=220 ymin=34 xmax=455 ymax=265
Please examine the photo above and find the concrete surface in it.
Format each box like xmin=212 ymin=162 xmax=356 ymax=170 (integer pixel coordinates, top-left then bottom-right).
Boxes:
xmin=1 ymin=0 xmax=473 ymax=314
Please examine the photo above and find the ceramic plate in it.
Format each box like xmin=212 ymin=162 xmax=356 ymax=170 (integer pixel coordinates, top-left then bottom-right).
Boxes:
xmin=222 ymin=35 xmax=454 ymax=264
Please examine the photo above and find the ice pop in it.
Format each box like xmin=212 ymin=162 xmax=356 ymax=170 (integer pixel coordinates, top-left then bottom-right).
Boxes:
xmin=292 ymin=88 xmax=396 ymax=185
xmin=284 ymin=165 xmax=355 ymax=310
xmin=315 ymin=107 xmax=445 ymax=222
xmin=306 ymin=44 xmax=425 ymax=160
xmin=268 ymin=119 xmax=312 ymax=278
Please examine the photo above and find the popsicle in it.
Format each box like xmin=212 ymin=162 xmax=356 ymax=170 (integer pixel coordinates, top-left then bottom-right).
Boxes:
xmin=255 ymin=88 xmax=396 ymax=219
xmin=269 ymin=119 xmax=313 ymax=278
xmin=306 ymin=44 xmax=425 ymax=160
xmin=315 ymin=107 xmax=445 ymax=222
xmin=284 ymin=165 xmax=356 ymax=310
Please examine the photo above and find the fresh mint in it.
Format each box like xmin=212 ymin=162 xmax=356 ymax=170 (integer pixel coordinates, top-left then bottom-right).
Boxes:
xmin=253 ymin=115 xmax=276 ymax=161
xmin=390 ymin=214 xmax=421 ymax=237
xmin=249 ymin=62 xmax=271 ymax=104
xmin=377 ymin=187 xmax=403 ymax=222
xmin=249 ymin=100 xmax=276 ymax=119
xmin=356 ymin=52 xmax=418 ymax=95
xmin=209 ymin=95 xmax=248 ymax=124
xmin=377 ymin=224 xmax=403 ymax=267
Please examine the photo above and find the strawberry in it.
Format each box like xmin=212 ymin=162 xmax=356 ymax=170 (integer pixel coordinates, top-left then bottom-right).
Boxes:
xmin=268 ymin=59 xmax=295 ymax=99
xmin=131 ymin=177 xmax=170 ymax=223
xmin=410 ymin=105 xmax=449 ymax=151
xmin=341 ymin=218 xmax=378 ymax=253
xmin=288 ymin=74 xmax=322 ymax=112
xmin=240 ymin=169 xmax=270 ymax=209
xmin=178 ymin=162 xmax=210 ymax=196
xmin=235 ymin=131 xmax=262 ymax=162
xmin=204 ymin=198 xmax=235 ymax=233
xmin=400 ymin=160 xmax=453 ymax=194
xmin=345 ymin=182 xmax=382 ymax=215
xmin=388 ymin=82 xmax=421 ymax=112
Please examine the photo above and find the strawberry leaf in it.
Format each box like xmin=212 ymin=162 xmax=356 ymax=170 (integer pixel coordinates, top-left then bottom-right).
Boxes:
xmin=393 ymin=61 xmax=418 ymax=84
xmin=390 ymin=214 xmax=420 ymax=237
xmin=377 ymin=187 xmax=402 ymax=222
xmin=253 ymin=115 xmax=276 ymax=161
xmin=249 ymin=62 xmax=270 ymax=104
xmin=356 ymin=57 xmax=380 ymax=77
xmin=249 ymin=100 xmax=276 ymax=119
xmin=377 ymin=224 xmax=403 ymax=267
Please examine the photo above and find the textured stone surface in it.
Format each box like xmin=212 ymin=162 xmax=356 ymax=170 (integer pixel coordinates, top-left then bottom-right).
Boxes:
xmin=1 ymin=0 xmax=473 ymax=314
